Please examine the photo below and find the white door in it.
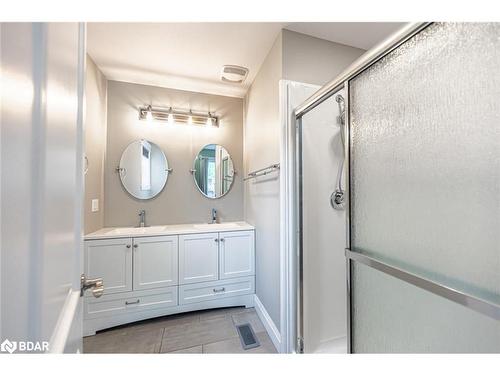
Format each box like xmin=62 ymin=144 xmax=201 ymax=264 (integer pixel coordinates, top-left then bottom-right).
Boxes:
xmin=133 ymin=235 xmax=179 ymax=290
xmin=179 ymin=233 xmax=219 ymax=285
xmin=85 ymin=238 xmax=133 ymax=295
xmin=0 ymin=23 xmax=87 ymax=353
xmin=219 ymin=231 xmax=255 ymax=279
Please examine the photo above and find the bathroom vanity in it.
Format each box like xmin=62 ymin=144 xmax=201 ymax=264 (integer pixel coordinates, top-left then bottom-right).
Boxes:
xmin=83 ymin=222 xmax=255 ymax=336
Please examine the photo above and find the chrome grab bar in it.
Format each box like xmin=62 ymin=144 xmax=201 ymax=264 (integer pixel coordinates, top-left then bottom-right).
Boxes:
xmin=345 ymin=249 xmax=500 ymax=321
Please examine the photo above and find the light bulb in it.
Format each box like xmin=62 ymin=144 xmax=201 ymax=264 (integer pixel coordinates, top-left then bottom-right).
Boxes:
xmin=168 ymin=108 xmax=174 ymax=125
xmin=188 ymin=111 xmax=193 ymax=125
xmin=145 ymin=105 xmax=153 ymax=122
xmin=206 ymin=113 xmax=213 ymax=127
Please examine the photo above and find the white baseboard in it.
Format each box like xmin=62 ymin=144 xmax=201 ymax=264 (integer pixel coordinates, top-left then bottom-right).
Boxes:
xmin=254 ymin=295 xmax=281 ymax=352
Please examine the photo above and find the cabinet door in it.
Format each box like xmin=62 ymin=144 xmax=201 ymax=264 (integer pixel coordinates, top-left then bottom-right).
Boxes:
xmin=219 ymin=230 xmax=255 ymax=279
xmin=84 ymin=238 xmax=133 ymax=295
xmin=179 ymin=233 xmax=219 ymax=285
xmin=133 ymin=235 xmax=178 ymax=290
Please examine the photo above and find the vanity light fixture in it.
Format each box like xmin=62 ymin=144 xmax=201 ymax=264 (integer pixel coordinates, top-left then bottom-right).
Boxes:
xmin=138 ymin=105 xmax=218 ymax=127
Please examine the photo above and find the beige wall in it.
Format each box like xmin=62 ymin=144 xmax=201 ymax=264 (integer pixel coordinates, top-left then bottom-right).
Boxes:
xmin=104 ymin=81 xmax=244 ymax=227
xmin=282 ymin=29 xmax=365 ymax=86
xmin=84 ymin=55 xmax=107 ymax=234
xmin=244 ymin=33 xmax=283 ymax=327
xmin=244 ymin=30 xmax=365 ymax=333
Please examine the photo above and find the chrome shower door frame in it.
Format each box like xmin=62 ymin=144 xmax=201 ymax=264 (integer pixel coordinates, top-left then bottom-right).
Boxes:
xmin=295 ymin=21 xmax=500 ymax=354
xmin=294 ymin=22 xmax=431 ymax=354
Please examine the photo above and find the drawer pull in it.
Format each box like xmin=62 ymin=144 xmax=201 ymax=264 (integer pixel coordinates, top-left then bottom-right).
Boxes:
xmin=213 ymin=287 xmax=226 ymax=293
xmin=125 ymin=299 xmax=140 ymax=305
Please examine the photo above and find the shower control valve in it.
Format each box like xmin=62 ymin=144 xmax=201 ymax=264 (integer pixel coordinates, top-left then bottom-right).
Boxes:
xmin=330 ymin=189 xmax=345 ymax=211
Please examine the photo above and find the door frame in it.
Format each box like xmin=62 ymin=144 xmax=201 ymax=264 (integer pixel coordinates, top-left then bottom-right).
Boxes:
xmin=279 ymin=80 xmax=321 ymax=353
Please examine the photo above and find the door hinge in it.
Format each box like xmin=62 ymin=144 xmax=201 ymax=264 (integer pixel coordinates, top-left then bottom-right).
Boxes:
xmin=297 ymin=337 xmax=304 ymax=353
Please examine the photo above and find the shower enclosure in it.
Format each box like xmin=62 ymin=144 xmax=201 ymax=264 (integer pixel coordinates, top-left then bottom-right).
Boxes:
xmin=296 ymin=91 xmax=348 ymax=353
xmin=295 ymin=22 xmax=500 ymax=353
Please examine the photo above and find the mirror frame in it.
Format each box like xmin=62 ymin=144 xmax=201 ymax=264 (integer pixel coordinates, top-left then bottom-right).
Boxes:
xmin=117 ymin=139 xmax=170 ymax=200
xmin=191 ymin=143 xmax=236 ymax=199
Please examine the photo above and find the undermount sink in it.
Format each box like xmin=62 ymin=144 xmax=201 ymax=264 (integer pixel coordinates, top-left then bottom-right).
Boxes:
xmin=192 ymin=222 xmax=242 ymax=230
xmin=103 ymin=226 xmax=167 ymax=236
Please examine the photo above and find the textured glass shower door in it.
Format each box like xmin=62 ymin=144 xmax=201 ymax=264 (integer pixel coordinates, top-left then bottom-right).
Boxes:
xmin=349 ymin=23 xmax=500 ymax=352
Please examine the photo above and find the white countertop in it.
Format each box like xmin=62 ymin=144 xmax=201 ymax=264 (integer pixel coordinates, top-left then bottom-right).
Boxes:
xmin=84 ymin=221 xmax=255 ymax=240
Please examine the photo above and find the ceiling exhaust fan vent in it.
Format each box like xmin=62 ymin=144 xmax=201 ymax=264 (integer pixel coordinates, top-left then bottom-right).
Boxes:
xmin=221 ymin=65 xmax=249 ymax=84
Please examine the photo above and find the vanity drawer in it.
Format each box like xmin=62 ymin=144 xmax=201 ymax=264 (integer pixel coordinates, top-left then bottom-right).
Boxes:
xmin=178 ymin=276 xmax=255 ymax=305
xmin=84 ymin=287 xmax=178 ymax=320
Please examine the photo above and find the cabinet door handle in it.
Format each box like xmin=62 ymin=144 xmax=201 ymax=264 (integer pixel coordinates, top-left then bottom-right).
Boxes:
xmin=213 ymin=287 xmax=225 ymax=293
xmin=220 ymin=238 xmax=225 ymax=242
xmin=126 ymin=244 xmax=131 ymax=248
xmin=214 ymin=238 xmax=219 ymax=242
xmin=125 ymin=299 xmax=140 ymax=305
xmin=133 ymin=244 xmax=138 ymax=248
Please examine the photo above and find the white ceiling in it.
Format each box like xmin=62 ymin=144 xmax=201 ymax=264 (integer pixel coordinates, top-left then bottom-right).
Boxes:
xmin=87 ymin=22 xmax=405 ymax=98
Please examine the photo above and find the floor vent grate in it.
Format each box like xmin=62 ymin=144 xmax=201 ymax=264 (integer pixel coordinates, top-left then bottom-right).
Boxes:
xmin=236 ymin=323 xmax=260 ymax=350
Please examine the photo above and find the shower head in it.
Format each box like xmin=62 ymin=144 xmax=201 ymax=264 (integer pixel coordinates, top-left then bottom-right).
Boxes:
xmin=335 ymin=94 xmax=345 ymax=127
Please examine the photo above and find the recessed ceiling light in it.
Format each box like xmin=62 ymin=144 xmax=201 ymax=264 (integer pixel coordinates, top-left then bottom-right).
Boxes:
xmin=221 ymin=65 xmax=249 ymax=84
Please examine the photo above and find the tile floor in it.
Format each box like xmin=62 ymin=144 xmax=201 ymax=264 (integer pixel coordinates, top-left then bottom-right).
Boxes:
xmin=83 ymin=306 xmax=277 ymax=354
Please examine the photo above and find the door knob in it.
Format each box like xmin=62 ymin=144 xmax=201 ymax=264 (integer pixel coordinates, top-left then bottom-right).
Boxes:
xmin=80 ymin=274 xmax=104 ymax=298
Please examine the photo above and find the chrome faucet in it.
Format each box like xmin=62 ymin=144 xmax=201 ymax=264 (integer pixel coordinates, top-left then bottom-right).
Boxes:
xmin=211 ymin=208 xmax=218 ymax=224
xmin=138 ymin=210 xmax=146 ymax=227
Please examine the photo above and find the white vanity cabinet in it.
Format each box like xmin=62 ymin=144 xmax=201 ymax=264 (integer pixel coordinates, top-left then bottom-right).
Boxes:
xmin=133 ymin=235 xmax=178 ymax=290
xmin=179 ymin=232 xmax=219 ymax=284
xmin=84 ymin=237 xmax=133 ymax=295
xmin=83 ymin=224 xmax=255 ymax=336
xmin=219 ymin=230 xmax=255 ymax=279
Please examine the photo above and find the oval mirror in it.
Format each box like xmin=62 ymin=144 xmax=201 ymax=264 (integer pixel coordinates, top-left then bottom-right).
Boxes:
xmin=193 ymin=144 xmax=235 ymax=199
xmin=118 ymin=139 xmax=170 ymax=200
